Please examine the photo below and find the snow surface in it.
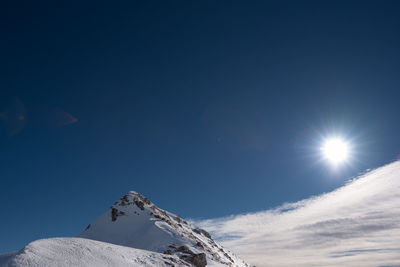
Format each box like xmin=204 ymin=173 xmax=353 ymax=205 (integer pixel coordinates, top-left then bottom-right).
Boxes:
xmin=0 ymin=238 xmax=196 ymax=267
xmin=0 ymin=191 xmax=248 ymax=267
xmin=4 ymin=161 xmax=400 ymax=266
xmin=79 ymin=191 xmax=248 ymax=267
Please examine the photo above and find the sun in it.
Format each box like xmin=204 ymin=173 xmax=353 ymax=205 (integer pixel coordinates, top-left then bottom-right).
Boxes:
xmin=320 ymin=137 xmax=349 ymax=165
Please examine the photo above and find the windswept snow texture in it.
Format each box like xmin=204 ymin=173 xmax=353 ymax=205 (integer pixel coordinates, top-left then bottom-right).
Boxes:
xmin=0 ymin=238 xmax=192 ymax=267
xmin=79 ymin=191 xmax=248 ymax=267
xmin=197 ymin=161 xmax=400 ymax=267
xmin=0 ymin=191 xmax=248 ymax=267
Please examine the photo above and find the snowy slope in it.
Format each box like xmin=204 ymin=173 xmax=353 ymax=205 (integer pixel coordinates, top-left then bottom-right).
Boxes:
xmin=0 ymin=190 xmax=248 ymax=267
xmin=79 ymin=191 xmax=248 ymax=267
xmin=0 ymin=238 xmax=193 ymax=267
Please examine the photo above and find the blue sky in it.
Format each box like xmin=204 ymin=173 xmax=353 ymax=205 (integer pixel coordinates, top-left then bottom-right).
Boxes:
xmin=197 ymin=161 xmax=400 ymax=266
xmin=1 ymin=1 xmax=400 ymax=254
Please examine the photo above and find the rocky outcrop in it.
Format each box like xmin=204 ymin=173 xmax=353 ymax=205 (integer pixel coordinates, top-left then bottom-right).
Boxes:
xmin=193 ymin=228 xmax=212 ymax=239
xmin=191 ymin=253 xmax=207 ymax=267
xmin=111 ymin=207 xmax=125 ymax=221
xmin=80 ymin=191 xmax=249 ymax=267
xmin=168 ymin=244 xmax=207 ymax=267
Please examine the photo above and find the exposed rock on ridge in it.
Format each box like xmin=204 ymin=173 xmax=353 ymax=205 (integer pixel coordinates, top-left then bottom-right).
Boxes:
xmin=79 ymin=191 xmax=249 ymax=267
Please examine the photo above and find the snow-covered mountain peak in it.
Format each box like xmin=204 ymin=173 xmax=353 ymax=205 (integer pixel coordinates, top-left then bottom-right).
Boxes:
xmin=79 ymin=191 xmax=249 ymax=267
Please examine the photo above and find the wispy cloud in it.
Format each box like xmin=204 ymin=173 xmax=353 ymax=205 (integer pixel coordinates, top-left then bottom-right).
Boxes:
xmin=196 ymin=161 xmax=400 ymax=267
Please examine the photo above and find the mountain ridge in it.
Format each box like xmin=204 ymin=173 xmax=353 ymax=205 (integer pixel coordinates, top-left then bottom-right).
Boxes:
xmin=0 ymin=190 xmax=249 ymax=267
xmin=79 ymin=191 xmax=248 ymax=267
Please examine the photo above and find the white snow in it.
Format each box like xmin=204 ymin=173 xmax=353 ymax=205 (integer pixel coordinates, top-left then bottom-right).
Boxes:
xmin=3 ymin=161 xmax=400 ymax=266
xmin=0 ymin=238 xmax=191 ymax=267
xmin=79 ymin=191 xmax=248 ymax=267
xmin=4 ymin=160 xmax=400 ymax=266
xmin=0 ymin=191 xmax=248 ymax=267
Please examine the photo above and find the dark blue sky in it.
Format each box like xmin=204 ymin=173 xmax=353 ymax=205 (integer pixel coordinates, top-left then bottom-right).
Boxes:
xmin=1 ymin=1 xmax=400 ymax=253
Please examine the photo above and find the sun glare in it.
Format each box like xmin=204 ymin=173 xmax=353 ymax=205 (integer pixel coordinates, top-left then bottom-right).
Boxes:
xmin=321 ymin=138 xmax=349 ymax=165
